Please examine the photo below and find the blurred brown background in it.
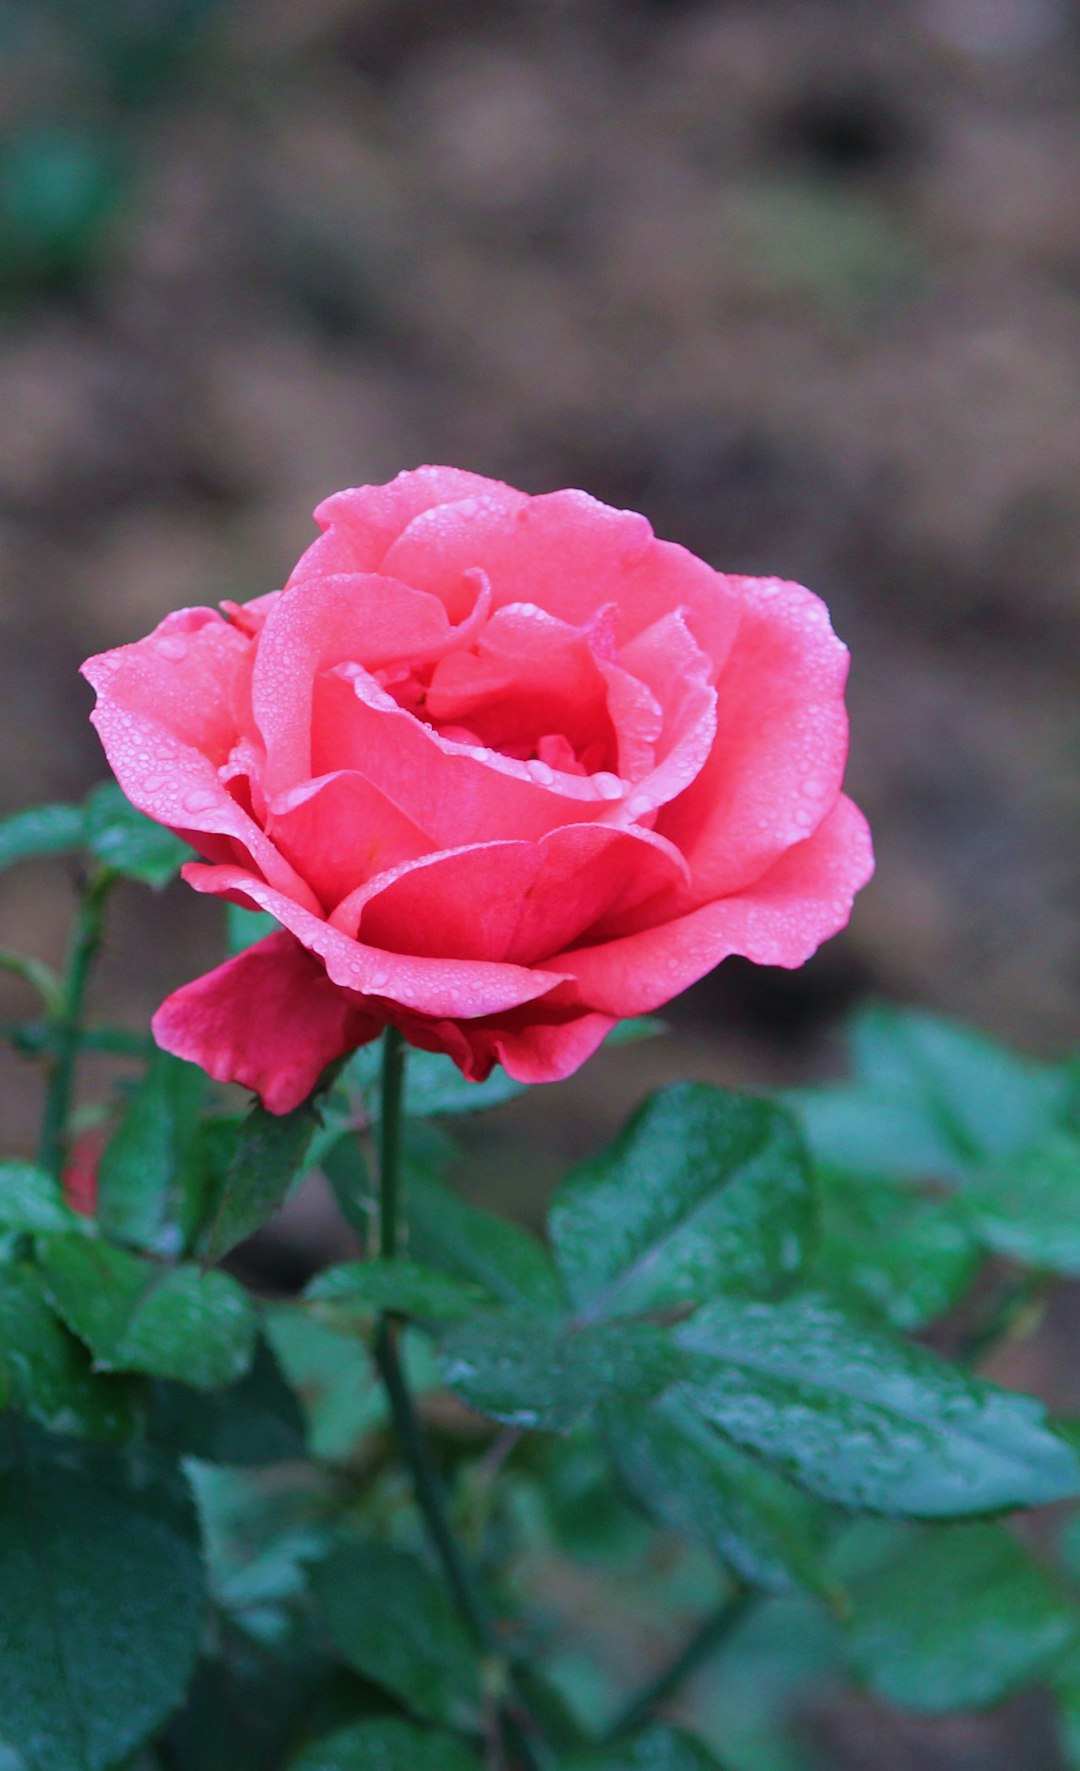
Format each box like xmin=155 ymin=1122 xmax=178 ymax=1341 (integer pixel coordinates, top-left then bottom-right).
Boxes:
xmin=1 ymin=0 xmax=1078 ymax=1136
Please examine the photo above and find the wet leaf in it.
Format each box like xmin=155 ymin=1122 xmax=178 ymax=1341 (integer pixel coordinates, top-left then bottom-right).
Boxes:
xmin=0 ymin=1425 xmax=205 ymax=1771
xmin=847 ymin=1524 xmax=1076 ymax=1711
xmin=674 ymin=1292 xmax=1080 ymax=1515
xmin=312 ymin=1541 xmax=479 ymax=1727
xmin=39 ymin=1236 xmax=257 ymax=1389
xmin=550 ymin=1085 xmax=813 ymax=1319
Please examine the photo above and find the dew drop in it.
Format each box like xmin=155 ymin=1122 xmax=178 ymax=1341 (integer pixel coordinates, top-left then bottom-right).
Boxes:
xmin=141 ymin=776 xmax=166 ymax=794
xmin=182 ymin=788 xmax=217 ymax=814
xmin=528 ymin=760 xmax=555 ymax=786
xmin=592 ymin=771 xmax=624 ymax=800
xmin=155 ymin=635 xmax=189 ymax=662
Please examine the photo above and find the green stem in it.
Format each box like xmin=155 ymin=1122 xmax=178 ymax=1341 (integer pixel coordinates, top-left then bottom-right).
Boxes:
xmin=37 ymin=868 xmax=114 ymax=1178
xmin=377 ymin=1025 xmax=406 ymax=1257
xmin=602 ymin=1583 xmax=754 ymax=1745
xmin=371 ymin=1029 xmax=545 ymax=1767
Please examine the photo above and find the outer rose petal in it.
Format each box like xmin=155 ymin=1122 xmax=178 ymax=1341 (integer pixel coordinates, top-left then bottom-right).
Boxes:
xmin=346 ymin=822 xmax=688 ymax=965
xmin=152 ymin=932 xmax=383 ymax=1114
xmin=390 ymin=1003 xmax=617 ymax=1084
xmin=554 ymin=795 xmax=874 ymax=1017
xmin=658 ymin=577 xmax=851 ymax=902
xmin=178 ymin=861 xmax=569 ymax=1019
xmin=82 ymin=614 xmax=320 ymax=910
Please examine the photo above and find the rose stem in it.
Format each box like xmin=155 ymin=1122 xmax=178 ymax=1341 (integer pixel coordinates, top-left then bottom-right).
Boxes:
xmin=37 ymin=866 xmax=114 ymax=1178
xmin=370 ymin=1026 xmax=543 ymax=1768
xmin=600 ymin=1580 xmax=754 ymax=1746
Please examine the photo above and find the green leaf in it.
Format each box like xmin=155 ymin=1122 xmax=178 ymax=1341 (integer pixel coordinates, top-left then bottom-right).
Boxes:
xmin=566 ymin=1723 xmax=726 ymax=1769
xmin=312 ymin=1541 xmax=480 ymax=1727
xmin=788 ymin=1005 xmax=1069 ymax=1182
xmin=188 ymin=1461 xmax=329 ymax=1637
xmin=305 ymin=1259 xmax=493 ymax=1326
xmin=673 ymin=1292 xmax=1080 ymax=1515
xmin=847 ymin=1524 xmax=1076 ymax=1712
xmin=604 ymin=1389 xmax=832 ymax=1597
xmin=1053 ymin=1649 xmax=1080 ymax=1771
xmin=0 ymin=1264 xmax=136 ymax=1441
xmin=963 ymin=1131 xmax=1080 ymax=1273
xmin=811 ymin=1166 xmax=980 ymax=1330
xmin=97 ymin=1051 xmax=207 ymax=1252
xmin=407 ymin=1171 xmax=563 ymax=1312
xmin=550 ymin=1085 xmax=813 ymax=1319
xmin=440 ymin=1310 xmax=679 ymax=1431
xmin=848 ymin=1005 xmax=1067 ymax=1163
xmin=289 ymin=1718 xmax=482 ymax=1771
xmin=38 ymin=1236 xmax=257 ymax=1389
xmin=197 ymin=1096 xmax=320 ymax=1263
xmin=83 ymin=781 xmax=194 ymax=886
xmin=0 ymin=1160 xmax=82 ymax=1235
xmin=263 ymin=1306 xmax=386 ymax=1462
xmin=0 ymin=802 xmax=84 ymax=872
xmin=147 ymin=1337 xmax=306 ymax=1465
xmin=0 ymin=1426 xmax=206 ymax=1771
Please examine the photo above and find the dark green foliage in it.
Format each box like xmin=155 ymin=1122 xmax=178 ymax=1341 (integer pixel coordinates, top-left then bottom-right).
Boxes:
xmin=312 ymin=1541 xmax=480 ymax=1727
xmin=550 ymin=1085 xmax=813 ymax=1319
xmin=38 ymin=1235 xmax=257 ymax=1388
xmin=0 ymin=1427 xmax=205 ymax=1770
xmin=5 ymin=811 xmax=1080 ymax=1769
xmin=197 ymin=1096 xmax=321 ymax=1262
xmin=847 ymin=1524 xmax=1077 ymax=1711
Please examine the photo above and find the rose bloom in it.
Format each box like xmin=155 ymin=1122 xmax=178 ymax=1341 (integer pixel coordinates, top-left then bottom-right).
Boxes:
xmin=83 ymin=467 xmax=873 ymax=1112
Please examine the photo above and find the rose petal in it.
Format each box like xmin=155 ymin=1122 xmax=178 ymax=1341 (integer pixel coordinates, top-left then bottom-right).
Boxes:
xmin=313 ymin=666 xmax=632 ymax=847
xmin=390 ymin=1002 xmax=617 ymax=1085
xmin=657 ymin=577 xmax=852 ymax=901
xmin=288 ymin=468 xmax=527 ymax=588
xmin=617 ymin=609 xmax=717 ymax=817
xmin=553 ymin=795 xmax=874 ymax=1016
xmin=179 ymin=861 xmax=569 ymax=1019
xmin=382 ymin=488 xmax=742 ymax=659
xmin=152 ymin=931 xmax=383 ymax=1114
xmin=342 ymin=821 xmax=687 ymax=964
xmin=254 ymin=570 xmax=490 ymax=795
xmin=82 ymin=615 xmax=320 ymax=910
xmin=267 ymin=771 xmax=432 ymax=912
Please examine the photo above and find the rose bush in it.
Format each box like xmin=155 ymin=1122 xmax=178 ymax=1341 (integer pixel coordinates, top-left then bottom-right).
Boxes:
xmin=82 ymin=466 xmax=872 ymax=1111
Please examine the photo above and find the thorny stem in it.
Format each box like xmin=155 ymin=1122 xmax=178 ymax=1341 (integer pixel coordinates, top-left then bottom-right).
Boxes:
xmin=371 ymin=1027 xmax=543 ymax=1771
xmin=602 ymin=1582 xmax=755 ymax=1745
xmin=37 ymin=867 xmax=114 ymax=1179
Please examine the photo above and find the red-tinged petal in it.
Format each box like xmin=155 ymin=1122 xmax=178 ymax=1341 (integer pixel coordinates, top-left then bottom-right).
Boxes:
xmin=287 ymin=469 xmax=526 ymax=587
xmin=390 ymin=1002 xmax=617 ymax=1085
xmin=267 ymin=771 xmax=431 ymax=911
xmin=342 ymin=822 xmax=687 ymax=966
xmin=426 ymin=601 xmax=615 ymax=761
xmin=313 ymin=667 xmax=630 ymax=847
xmin=617 ymin=609 xmax=717 ymax=816
xmin=152 ymin=932 xmax=382 ymax=1114
xmin=657 ymin=577 xmax=852 ymax=902
xmin=82 ymin=617 xmax=321 ymax=910
xmin=179 ymin=862 xmax=569 ymax=1019
xmin=554 ymin=795 xmax=874 ymax=1017
xmin=253 ymin=570 xmax=490 ymax=795
xmin=382 ymin=488 xmax=742 ymax=659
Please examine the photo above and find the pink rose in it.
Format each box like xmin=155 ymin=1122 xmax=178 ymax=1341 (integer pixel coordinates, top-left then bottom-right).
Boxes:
xmin=82 ymin=467 xmax=873 ymax=1112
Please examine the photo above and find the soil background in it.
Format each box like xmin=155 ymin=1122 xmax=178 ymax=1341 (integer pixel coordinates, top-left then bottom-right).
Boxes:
xmin=1 ymin=2 xmax=1079 ymax=1763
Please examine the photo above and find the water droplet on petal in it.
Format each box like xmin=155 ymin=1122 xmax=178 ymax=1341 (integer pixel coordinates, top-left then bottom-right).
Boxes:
xmin=182 ymin=788 xmax=217 ymax=814
xmin=592 ymin=771 xmax=624 ymax=801
xmin=528 ymin=760 xmax=555 ymax=786
xmin=155 ymin=635 xmax=189 ymax=662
